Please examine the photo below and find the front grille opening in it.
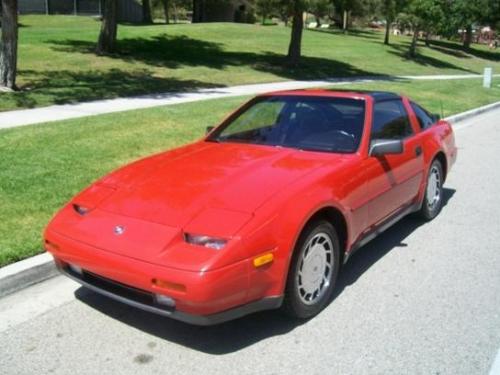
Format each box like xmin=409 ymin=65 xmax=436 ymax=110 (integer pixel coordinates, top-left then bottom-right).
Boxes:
xmin=65 ymin=266 xmax=174 ymax=311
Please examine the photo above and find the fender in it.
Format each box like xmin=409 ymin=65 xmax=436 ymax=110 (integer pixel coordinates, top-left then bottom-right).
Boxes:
xmin=250 ymin=181 xmax=353 ymax=296
xmin=415 ymin=121 xmax=455 ymax=207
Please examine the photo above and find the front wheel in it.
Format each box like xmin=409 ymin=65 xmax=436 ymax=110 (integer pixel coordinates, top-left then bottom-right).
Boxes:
xmin=419 ymin=159 xmax=444 ymax=220
xmin=282 ymin=220 xmax=340 ymax=319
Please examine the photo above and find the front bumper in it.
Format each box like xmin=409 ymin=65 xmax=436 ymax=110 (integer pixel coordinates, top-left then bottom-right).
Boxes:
xmin=58 ymin=262 xmax=282 ymax=326
xmin=45 ymin=228 xmax=282 ymax=325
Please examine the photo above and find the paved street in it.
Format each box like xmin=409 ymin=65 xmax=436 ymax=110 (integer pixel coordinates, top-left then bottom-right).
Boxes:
xmin=1 ymin=108 xmax=500 ymax=375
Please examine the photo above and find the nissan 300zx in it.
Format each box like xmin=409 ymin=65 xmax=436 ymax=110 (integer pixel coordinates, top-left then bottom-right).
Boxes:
xmin=44 ymin=89 xmax=457 ymax=325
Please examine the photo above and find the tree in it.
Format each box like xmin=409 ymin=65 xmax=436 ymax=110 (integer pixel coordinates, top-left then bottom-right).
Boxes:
xmin=486 ymin=0 xmax=500 ymax=28
xmin=381 ymin=0 xmax=406 ymax=45
xmin=398 ymin=5 xmax=422 ymax=57
xmin=399 ymin=0 xmax=444 ymax=57
xmin=154 ymin=0 xmax=189 ymax=23
xmin=142 ymin=0 xmax=153 ymax=23
xmin=256 ymin=0 xmax=278 ymax=25
xmin=276 ymin=0 xmax=293 ymax=25
xmin=415 ymin=0 xmax=444 ymax=46
xmin=192 ymin=0 xmax=206 ymax=22
xmin=96 ymin=0 xmax=118 ymax=55
xmin=309 ymin=0 xmax=331 ymax=27
xmin=0 ymin=0 xmax=18 ymax=90
xmin=162 ymin=0 xmax=170 ymax=24
xmin=287 ymin=0 xmax=306 ymax=66
xmin=445 ymin=0 xmax=488 ymax=49
xmin=332 ymin=0 xmax=372 ymax=33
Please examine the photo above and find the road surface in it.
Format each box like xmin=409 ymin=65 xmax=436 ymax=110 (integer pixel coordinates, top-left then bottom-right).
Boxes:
xmin=1 ymin=108 xmax=500 ymax=375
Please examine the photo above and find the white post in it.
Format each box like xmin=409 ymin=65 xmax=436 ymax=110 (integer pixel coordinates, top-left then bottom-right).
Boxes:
xmin=74 ymin=0 xmax=77 ymax=15
xmin=45 ymin=0 xmax=49 ymax=15
xmin=483 ymin=67 xmax=493 ymax=88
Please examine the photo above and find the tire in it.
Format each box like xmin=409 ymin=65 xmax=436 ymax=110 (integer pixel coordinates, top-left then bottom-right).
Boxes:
xmin=282 ymin=220 xmax=341 ymax=319
xmin=419 ymin=159 xmax=444 ymax=221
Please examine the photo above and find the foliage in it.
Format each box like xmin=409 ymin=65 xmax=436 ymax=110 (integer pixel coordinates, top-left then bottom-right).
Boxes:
xmin=255 ymin=0 xmax=281 ymax=23
xmin=381 ymin=0 xmax=406 ymax=23
xmin=399 ymin=0 xmax=444 ymax=32
xmin=444 ymin=0 xmax=489 ymax=31
xmin=333 ymin=0 xmax=380 ymax=19
xmin=309 ymin=0 xmax=334 ymax=26
xmin=2 ymin=15 xmax=500 ymax=112
xmin=151 ymin=0 xmax=192 ymax=22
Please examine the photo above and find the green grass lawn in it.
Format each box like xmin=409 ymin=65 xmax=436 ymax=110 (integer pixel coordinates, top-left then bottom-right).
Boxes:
xmin=1 ymin=15 xmax=499 ymax=111
xmin=0 ymin=77 xmax=499 ymax=267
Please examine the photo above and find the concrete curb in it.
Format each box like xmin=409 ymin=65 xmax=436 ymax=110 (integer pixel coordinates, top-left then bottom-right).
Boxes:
xmin=445 ymin=101 xmax=500 ymax=124
xmin=0 ymin=252 xmax=58 ymax=298
xmin=1 ymin=99 xmax=499 ymax=299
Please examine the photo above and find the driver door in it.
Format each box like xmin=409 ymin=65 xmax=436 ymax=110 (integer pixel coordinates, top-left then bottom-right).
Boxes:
xmin=363 ymin=99 xmax=425 ymax=227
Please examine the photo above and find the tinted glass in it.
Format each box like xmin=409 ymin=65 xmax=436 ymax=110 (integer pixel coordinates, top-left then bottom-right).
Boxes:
xmin=371 ymin=100 xmax=413 ymax=139
xmin=210 ymin=96 xmax=366 ymax=153
xmin=410 ymin=101 xmax=435 ymax=129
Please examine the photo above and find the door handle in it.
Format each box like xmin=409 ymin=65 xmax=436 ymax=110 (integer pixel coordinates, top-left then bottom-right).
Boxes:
xmin=415 ymin=146 xmax=422 ymax=157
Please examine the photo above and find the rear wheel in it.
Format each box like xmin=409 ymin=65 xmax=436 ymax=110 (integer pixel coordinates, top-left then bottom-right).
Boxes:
xmin=419 ymin=159 xmax=444 ymax=220
xmin=282 ymin=220 xmax=340 ymax=319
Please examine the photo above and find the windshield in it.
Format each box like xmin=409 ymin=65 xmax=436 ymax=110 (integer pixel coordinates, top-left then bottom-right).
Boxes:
xmin=208 ymin=96 xmax=366 ymax=153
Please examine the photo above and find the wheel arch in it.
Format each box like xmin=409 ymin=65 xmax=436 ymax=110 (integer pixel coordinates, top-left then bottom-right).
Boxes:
xmin=433 ymin=151 xmax=448 ymax=182
xmin=294 ymin=206 xmax=349 ymax=266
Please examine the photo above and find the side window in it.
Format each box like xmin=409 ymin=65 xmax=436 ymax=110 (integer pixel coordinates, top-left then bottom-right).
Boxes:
xmin=410 ymin=101 xmax=434 ymax=129
xmin=371 ymin=100 xmax=413 ymax=140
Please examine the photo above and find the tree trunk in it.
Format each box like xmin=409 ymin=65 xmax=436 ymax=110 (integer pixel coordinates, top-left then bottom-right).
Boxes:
xmin=96 ymin=0 xmax=117 ymax=55
xmin=192 ymin=0 xmax=205 ymax=23
xmin=287 ymin=7 xmax=304 ymax=66
xmin=384 ymin=18 xmax=391 ymax=45
xmin=342 ymin=10 xmax=347 ymax=34
xmin=0 ymin=0 xmax=18 ymax=90
xmin=173 ymin=1 xmax=178 ymax=23
xmin=162 ymin=0 xmax=169 ymax=24
xmin=409 ymin=28 xmax=419 ymax=57
xmin=463 ymin=25 xmax=472 ymax=49
xmin=142 ymin=0 xmax=152 ymax=24
xmin=315 ymin=16 xmax=321 ymax=28
xmin=425 ymin=31 xmax=430 ymax=47
xmin=192 ymin=0 xmax=199 ymax=22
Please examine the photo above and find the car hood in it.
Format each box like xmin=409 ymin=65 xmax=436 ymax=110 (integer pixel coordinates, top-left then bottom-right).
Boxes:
xmin=50 ymin=141 xmax=349 ymax=270
xmin=93 ymin=141 xmax=341 ymax=228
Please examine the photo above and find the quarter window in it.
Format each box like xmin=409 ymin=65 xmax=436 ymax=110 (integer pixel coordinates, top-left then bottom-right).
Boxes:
xmin=371 ymin=100 xmax=413 ymax=139
xmin=410 ymin=101 xmax=435 ymax=129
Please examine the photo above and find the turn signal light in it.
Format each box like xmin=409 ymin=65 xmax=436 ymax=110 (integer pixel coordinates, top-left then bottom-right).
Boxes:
xmin=152 ymin=278 xmax=186 ymax=293
xmin=44 ymin=239 xmax=60 ymax=252
xmin=253 ymin=253 xmax=274 ymax=268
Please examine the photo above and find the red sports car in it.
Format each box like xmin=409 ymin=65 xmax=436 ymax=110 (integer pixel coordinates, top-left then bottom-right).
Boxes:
xmin=44 ymin=89 xmax=457 ymax=325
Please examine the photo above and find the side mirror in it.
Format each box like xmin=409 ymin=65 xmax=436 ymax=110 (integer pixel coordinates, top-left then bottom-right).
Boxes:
xmin=369 ymin=139 xmax=404 ymax=157
xmin=432 ymin=113 xmax=441 ymax=122
xmin=206 ymin=126 xmax=215 ymax=135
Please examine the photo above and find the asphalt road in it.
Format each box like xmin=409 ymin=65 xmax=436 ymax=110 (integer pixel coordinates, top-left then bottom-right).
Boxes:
xmin=2 ymin=108 xmax=500 ymax=375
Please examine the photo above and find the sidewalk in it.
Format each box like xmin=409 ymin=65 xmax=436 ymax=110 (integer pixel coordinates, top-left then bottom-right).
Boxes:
xmin=0 ymin=74 xmax=496 ymax=130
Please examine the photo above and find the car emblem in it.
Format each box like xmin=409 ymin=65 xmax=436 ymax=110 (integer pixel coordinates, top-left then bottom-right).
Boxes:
xmin=113 ymin=225 xmax=125 ymax=235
